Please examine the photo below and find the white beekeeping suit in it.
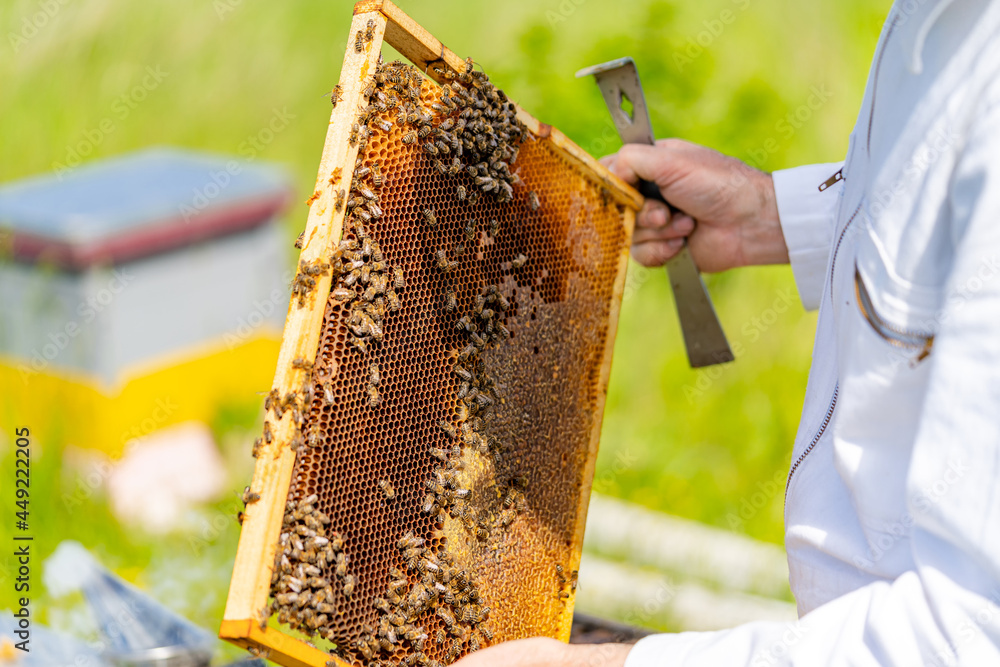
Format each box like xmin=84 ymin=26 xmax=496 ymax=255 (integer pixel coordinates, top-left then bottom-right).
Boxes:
xmin=627 ymin=0 xmax=1000 ymax=664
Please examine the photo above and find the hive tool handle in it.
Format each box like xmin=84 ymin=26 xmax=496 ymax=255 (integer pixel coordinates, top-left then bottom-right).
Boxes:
xmin=576 ymin=57 xmax=734 ymax=368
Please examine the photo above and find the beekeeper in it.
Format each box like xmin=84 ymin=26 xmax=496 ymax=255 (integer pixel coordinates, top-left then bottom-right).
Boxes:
xmin=456 ymin=0 xmax=1000 ymax=664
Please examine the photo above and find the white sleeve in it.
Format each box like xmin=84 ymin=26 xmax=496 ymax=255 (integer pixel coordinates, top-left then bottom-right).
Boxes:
xmin=771 ymin=162 xmax=843 ymax=310
xmin=624 ymin=90 xmax=1000 ymax=667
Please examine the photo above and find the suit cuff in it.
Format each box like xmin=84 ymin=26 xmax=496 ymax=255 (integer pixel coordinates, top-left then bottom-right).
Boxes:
xmin=773 ymin=162 xmax=843 ymax=310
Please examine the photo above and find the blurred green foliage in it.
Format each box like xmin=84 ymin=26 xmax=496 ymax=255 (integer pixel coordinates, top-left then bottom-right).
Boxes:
xmin=0 ymin=0 xmax=891 ymax=637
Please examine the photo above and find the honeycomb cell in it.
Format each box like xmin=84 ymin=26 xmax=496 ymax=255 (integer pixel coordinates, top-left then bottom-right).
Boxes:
xmin=264 ymin=59 xmax=629 ymax=667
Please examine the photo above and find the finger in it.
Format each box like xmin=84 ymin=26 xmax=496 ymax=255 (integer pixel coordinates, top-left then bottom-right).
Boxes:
xmin=636 ymin=199 xmax=670 ymax=230
xmin=599 ymin=153 xmax=617 ymax=169
xmin=631 ymin=238 xmax=684 ymax=267
xmin=605 ymin=143 xmax=673 ymax=187
xmin=633 ymin=214 xmax=695 ymax=243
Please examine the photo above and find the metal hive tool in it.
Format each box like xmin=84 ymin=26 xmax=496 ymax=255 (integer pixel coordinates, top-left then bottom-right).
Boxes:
xmin=220 ymin=3 xmax=643 ymax=666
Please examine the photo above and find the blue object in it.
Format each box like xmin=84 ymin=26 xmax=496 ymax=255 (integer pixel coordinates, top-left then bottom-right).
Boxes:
xmin=0 ymin=147 xmax=292 ymax=268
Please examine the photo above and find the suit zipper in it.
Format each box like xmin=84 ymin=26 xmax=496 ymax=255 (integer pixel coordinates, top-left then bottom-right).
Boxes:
xmin=786 ymin=383 xmax=839 ymax=500
xmin=818 ymin=168 xmax=844 ymax=192
xmin=785 ymin=199 xmax=862 ymax=501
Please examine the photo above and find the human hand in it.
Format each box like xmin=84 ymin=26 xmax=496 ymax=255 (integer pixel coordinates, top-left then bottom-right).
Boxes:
xmin=451 ymin=637 xmax=632 ymax=667
xmin=601 ymin=138 xmax=787 ymax=272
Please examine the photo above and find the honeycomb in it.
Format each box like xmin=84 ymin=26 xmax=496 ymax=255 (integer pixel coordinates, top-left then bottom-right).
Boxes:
xmin=257 ymin=57 xmax=631 ymax=667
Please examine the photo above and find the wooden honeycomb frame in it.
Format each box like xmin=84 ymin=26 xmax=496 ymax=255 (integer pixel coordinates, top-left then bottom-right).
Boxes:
xmin=220 ymin=2 xmax=642 ymax=665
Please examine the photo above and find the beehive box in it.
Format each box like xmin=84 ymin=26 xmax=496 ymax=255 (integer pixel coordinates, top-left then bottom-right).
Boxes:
xmin=220 ymin=3 xmax=642 ymax=665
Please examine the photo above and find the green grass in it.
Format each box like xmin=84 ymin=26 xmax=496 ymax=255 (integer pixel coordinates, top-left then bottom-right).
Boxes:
xmin=0 ymin=0 xmax=891 ymax=639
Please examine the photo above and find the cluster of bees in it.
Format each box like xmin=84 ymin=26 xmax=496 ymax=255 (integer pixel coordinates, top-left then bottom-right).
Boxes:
xmin=266 ymin=494 xmax=356 ymax=641
xmin=328 ymin=224 xmax=406 ymax=408
xmin=349 ymin=531 xmax=495 ymax=667
xmin=420 ymin=58 xmax=529 ymax=204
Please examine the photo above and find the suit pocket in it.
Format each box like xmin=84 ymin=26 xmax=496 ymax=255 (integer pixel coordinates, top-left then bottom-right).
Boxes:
xmin=854 ymin=265 xmax=935 ymax=362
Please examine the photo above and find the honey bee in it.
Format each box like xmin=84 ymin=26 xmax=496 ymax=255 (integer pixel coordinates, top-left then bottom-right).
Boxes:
xmin=422 ymin=207 xmax=437 ymax=228
xmin=369 ymin=362 xmax=381 ymax=386
xmin=445 ymin=639 xmax=463 ymax=662
xmin=480 ymin=624 xmax=494 ymax=641
xmin=242 ymin=486 xmax=261 ymax=504
xmin=237 ymin=510 xmax=246 ymax=525
xmin=528 ymin=190 xmax=540 ymax=211
xmin=367 ymin=384 xmax=381 ymax=406
xmin=439 ymin=420 xmax=458 ymax=439
xmin=386 ymin=289 xmax=401 ymax=312
xmin=332 ymin=287 xmax=356 ymax=304
xmin=392 ymin=265 xmax=406 ymax=289
xmin=343 ymin=573 xmax=356 ymax=597
xmin=349 ymin=335 xmax=368 ymax=354
xmin=364 ymin=18 xmax=375 ymax=41
xmin=418 ymin=125 xmax=432 ymax=139
xmin=378 ymin=479 xmax=395 ymax=500
xmin=444 ymin=287 xmax=457 ymax=312
xmin=371 ymin=162 xmax=383 ymax=187
xmin=333 ymin=552 xmax=348 ymax=578
xmin=403 ymin=130 xmax=417 ymax=144
xmin=463 ymin=218 xmax=477 ymax=241
xmin=294 ymin=230 xmax=305 ymax=249
xmin=333 ymin=189 xmax=346 ymax=212
xmin=291 ymin=357 xmax=312 ymax=371
xmin=349 ymin=123 xmax=360 ymax=145
xmin=252 ymin=437 xmax=263 ymax=458
xmin=511 ymin=253 xmax=528 ymax=268
xmin=436 ymin=606 xmax=456 ymax=627
xmin=434 ymin=249 xmax=450 ymax=271
xmin=489 ymin=218 xmax=499 ymax=236
xmin=263 ymin=421 xmax=273 ymax=444
xmin=354 ymin=30 xmax=364 ymax=53
xmin=368 ymin=318 xmax=384 ymax=342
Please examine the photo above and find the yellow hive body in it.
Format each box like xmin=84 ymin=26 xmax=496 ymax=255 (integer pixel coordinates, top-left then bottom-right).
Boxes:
xmin=221 ymin=3 xmax=641 ymax=666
